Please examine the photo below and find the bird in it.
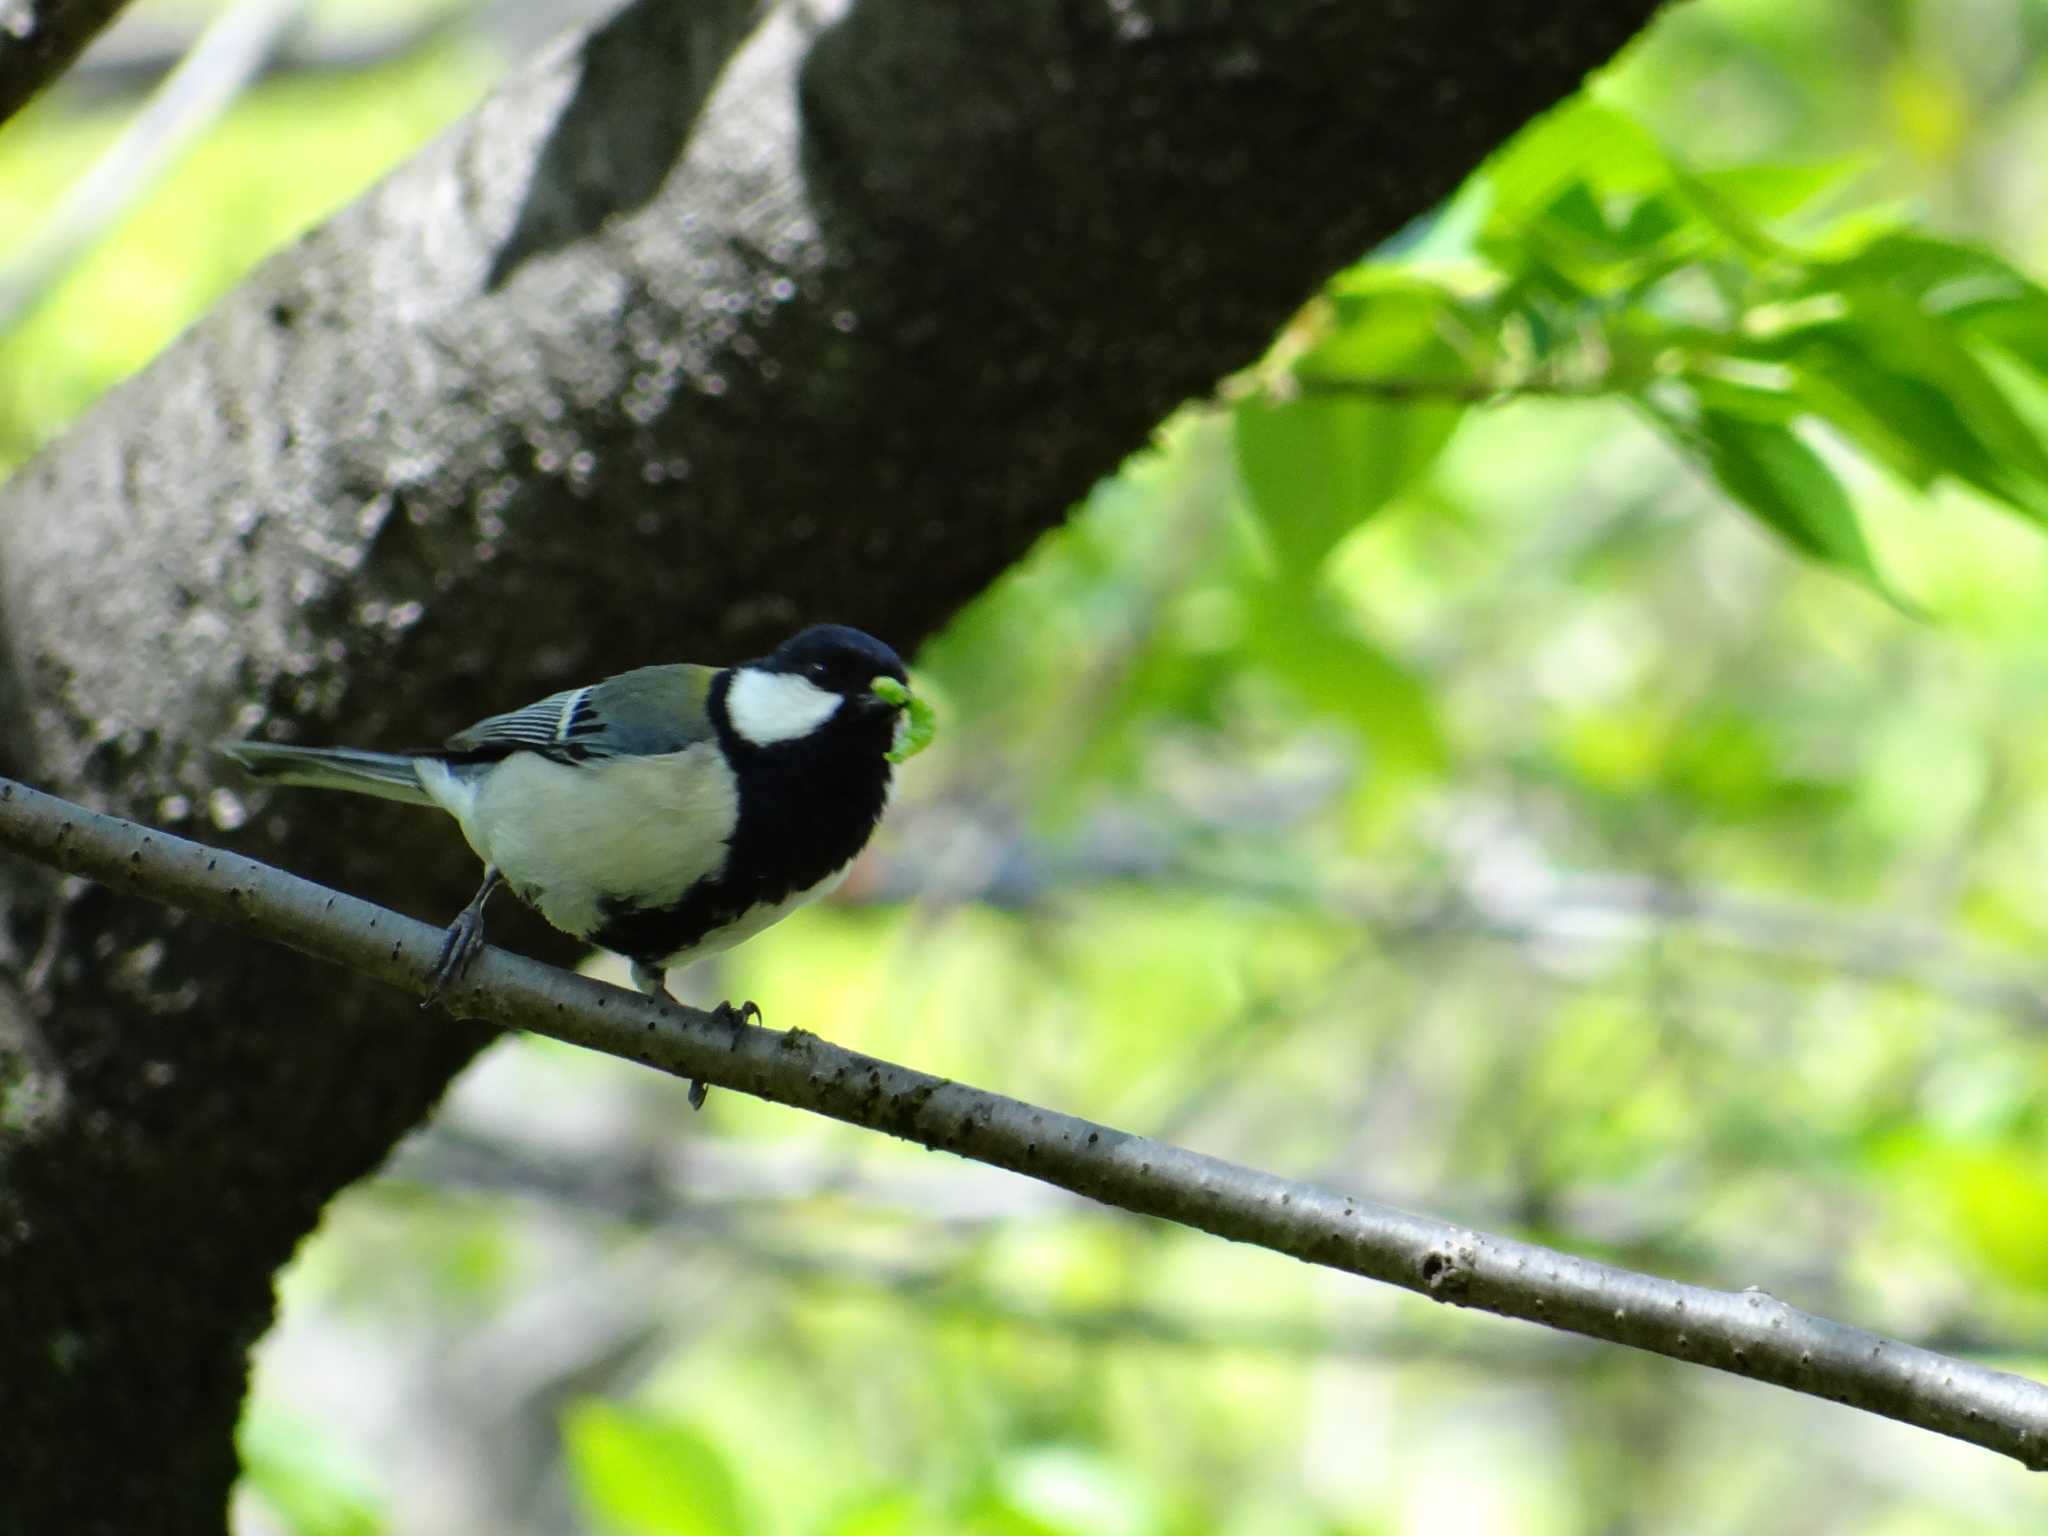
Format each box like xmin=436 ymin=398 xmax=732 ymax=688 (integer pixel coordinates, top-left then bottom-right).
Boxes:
xmin=222 ymin=623 xmax=919 ymax=1105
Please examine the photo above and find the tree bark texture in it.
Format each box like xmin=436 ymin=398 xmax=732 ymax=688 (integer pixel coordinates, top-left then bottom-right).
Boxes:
xmin=0 ymin=0 xmax=1666 ymax=1527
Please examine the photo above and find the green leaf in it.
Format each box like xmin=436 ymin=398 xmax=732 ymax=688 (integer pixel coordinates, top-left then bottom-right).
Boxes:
xmin=563 ymin=1401 xmax=749 ymax=1536
xmin=1824 ymin=230 xmax=2048 ymax=329
xmin=1237 ymin=283 xmax=1467 ymax=581
xmin=1686 ymin=158 xmax=1863 ymax=222
xmin=1839 ymin=286 xmax=2048 ymax=504
xmin=1677 ymin=407 xmax=1887 ymax=589
xmin=1523 ymin=182 xmax=1703 ymax=296
xmin=1542 ymin=179 xmax=1623 ymax=247
xmin=1681 ymin=368 xmax=1803 ymax=425
xmin=1750 ymin=287 xmax=2048 ymax=524
xmin=1962 ymin=300 xmax=2048 ymax=379
xmin=1307 ymin=273 xmax=1481 ymax=376
xmin=1234 ymin=393 xmax=1461 ymax=583
xmin=1786 ymin=331 xmax=2015 ymax=496
xmin=1480 ymin=98 xmax=1673 ymax=232
xmin=1797 ymin=233 xmax=2048 ymax=451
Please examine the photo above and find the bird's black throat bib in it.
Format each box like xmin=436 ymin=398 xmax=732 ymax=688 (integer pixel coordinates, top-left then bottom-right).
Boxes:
xmin=588 ymin=681 xmax=897 ymax=967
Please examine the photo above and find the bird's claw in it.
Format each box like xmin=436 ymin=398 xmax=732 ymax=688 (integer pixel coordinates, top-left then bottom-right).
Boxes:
xmin=424 ymin=870 xmax=501 ymax=1007
xmin=712 ymin=998 xmax=763 ymax=1032
xmin=688 ymin=999 xmax=763 ymax=1111
xmin=424 ymin=909 xmax=486 ymax=1003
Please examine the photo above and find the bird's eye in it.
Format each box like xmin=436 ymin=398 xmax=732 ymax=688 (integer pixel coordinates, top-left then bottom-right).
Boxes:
xmin=806 ymin=661 xmax=830 ymax=682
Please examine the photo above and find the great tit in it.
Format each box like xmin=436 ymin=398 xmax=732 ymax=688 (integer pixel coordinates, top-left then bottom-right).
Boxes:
xmin=223 ymin=624 xmax=915 ymax=1093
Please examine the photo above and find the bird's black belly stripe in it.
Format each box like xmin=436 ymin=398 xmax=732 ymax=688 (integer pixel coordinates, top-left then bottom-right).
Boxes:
xmin=590 ymin=884 xmax=750 ymax=966
xmin=589 ymin=699 xmax=895 ymax=966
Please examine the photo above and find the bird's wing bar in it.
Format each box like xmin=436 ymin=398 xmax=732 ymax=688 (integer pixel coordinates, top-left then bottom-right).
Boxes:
xmin=441 ymin=686 xmax=589 ymax=757
xmin=438 ymin=665 xmax=720 ymax=763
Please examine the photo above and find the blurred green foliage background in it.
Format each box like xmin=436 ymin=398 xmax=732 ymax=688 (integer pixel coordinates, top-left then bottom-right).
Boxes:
xmin=11 ymin=0 xmax=2048 ymax=1531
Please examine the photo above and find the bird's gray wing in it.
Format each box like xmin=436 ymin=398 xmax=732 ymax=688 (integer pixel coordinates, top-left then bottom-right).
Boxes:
xmin=440 ymin=686 xmax=586 ymax=755
xmin=441 ymin=664 xmax=720 ymax=762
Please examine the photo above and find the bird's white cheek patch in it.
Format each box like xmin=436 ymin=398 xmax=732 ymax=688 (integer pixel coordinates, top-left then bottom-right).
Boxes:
xmin=726 ymin=668 xmax=841 ymax=746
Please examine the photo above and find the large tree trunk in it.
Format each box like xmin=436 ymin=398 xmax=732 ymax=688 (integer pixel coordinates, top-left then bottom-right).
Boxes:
xmin=0 ymin=0 xmax=1666 ymax=1526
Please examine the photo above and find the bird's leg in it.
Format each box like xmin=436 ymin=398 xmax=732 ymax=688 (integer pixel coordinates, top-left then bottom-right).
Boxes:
xmin=626 ymin=964 xmax=761 ymax=1111
xmin=426 ymin=867 xmax=502 ymax=1000
xmin=628 ymin=961 xmax=712 ymax=1110
xmin=699 ymin=998 xmax=762 ymax=1110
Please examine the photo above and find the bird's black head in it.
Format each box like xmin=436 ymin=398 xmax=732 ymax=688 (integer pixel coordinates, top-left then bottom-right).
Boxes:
xmin=759 ymin=624 xmax=907 ymax=694
xmin=720 ymin=624 xmax=910 ymax=753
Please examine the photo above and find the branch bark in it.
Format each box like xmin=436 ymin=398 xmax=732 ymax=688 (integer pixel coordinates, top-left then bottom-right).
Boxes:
xmin=0 ymin=0 xmax=1668 ymax=1523
xmin=5 ymin=774 xmax=2047 ymax=1470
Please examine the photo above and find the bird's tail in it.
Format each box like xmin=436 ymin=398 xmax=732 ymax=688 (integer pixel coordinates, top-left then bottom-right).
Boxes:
xmin=218 ymin=741 xmax=436 ymax=806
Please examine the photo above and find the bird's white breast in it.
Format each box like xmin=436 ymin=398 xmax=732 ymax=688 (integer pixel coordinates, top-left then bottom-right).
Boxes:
xmin=419 ymin=747 xmax=739 ymax=940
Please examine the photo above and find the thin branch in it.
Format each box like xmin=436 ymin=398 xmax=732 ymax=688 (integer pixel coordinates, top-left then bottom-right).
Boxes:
xmin=0 ymin=0 xmax=308 ymax=331
xmin=1276 ymin=372 xmax=1628 ymax=406
xmin=55 ymin=0 xmax=604 ymax=101
xmin=0 ymin=0 xmax=140 ymax=126
xmin=3 ymin=771 xmax=2047 ymax=1467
